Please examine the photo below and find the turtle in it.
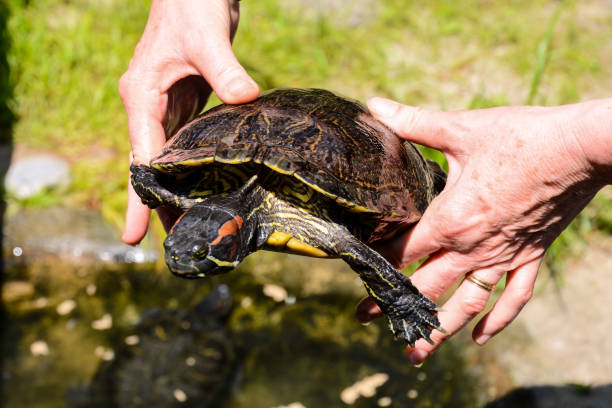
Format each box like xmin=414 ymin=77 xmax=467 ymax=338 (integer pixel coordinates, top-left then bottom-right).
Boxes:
xmin=77 ymin=285 xmax=236 ymax=408
xmin=131 ymin=88 xmax=446 ymax=345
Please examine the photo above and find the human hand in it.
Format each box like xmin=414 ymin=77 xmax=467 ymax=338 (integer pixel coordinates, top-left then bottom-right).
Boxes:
xmin=119 ymin=0 xmax=259 ymax=244
xmin=357 ymin=97 xmax=611 ymax=364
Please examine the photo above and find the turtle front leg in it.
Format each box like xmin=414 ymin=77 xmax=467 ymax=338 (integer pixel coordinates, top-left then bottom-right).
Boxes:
xmin=337 ymin=238 xmax=443 ymax=346
xmin=130 ymin=164 xmax=193 ymax=210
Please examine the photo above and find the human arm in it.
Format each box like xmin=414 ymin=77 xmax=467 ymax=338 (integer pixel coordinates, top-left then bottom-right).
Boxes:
xmin=357 ymin=97 xmax=612 ymax=364
xmin=119 ymin=0 xmax=259 ymax=244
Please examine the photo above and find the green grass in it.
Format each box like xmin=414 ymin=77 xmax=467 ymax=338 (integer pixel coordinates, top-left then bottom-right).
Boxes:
xmin=5 ymin=0 xmax=612 ymax=264
xmin=526 ymin=2 xmax=563 ymax=105
xmin=0 ymin=1 xmax=13 ymax=144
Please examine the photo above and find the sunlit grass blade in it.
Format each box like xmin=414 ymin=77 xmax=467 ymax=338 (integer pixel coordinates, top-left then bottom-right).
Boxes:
xmin=526 ymin=3 xmax=563 ymax=105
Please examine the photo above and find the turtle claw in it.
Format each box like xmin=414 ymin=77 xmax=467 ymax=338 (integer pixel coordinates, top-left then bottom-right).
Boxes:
xmin=388 ymin=314 xmax=439 ymax=346
xmin=381 ymin=278 xmax=443 ymax=346
xmin=418 ymin=326 xmax=435 ymax=345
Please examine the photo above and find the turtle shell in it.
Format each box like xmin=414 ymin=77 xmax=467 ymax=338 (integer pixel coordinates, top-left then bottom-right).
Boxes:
xmin=152 ymin=88 xmax=440 ymax=236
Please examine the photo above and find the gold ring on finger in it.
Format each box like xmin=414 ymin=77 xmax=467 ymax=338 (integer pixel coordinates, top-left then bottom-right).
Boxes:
xmin=464 ymin=272 xmax=496 ymax=292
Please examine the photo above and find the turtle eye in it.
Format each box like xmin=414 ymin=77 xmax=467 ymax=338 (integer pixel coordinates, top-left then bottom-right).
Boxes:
xmin=191 ymin=243 xmax=208 ymax=258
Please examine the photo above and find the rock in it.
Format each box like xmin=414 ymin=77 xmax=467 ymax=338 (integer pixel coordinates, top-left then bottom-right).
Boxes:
xmin=3 ymin=207 xmax=157 ymax=267
xmin=34 ymin=297 xmax=48 ymax=308
xmin=274 ymin=403 xmax=306 ymax=408
xmin=2 ymin=281 xmax=35 ymax=302
xmin=94 ymin=346 xmax=115 ymax=361
xmin=4 ymin=154 xmax=71 ymax=199
xmin=85 ymin=284 xmax=96 ymax=296
xmin=30 ymin=340 xmax=50 ymax=356
xmin=91 ymin=314 xmax=112 ymax=330
xmin=340 ymin=373 xmax=389 ymax=404
xmin=123 ymin=335 xmax=139 ymax=346
xmin=263 ymin=283 xmax=288 ymax=302
xmin=173 ymin=389 xmax=188 ymax=403
xmin=377 ymin=397 xmax=392 ymax=407
xmin=56 ymin=299 xmax=77 ymax=316
xmin=487 ymin=385 xmax=612 ymax=408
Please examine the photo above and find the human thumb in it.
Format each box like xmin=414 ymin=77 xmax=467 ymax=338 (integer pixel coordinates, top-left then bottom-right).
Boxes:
xmin=191 ymin=35 xmax=259 ymax=104
xmin=367 ymin=97 xmax=457 ymax=151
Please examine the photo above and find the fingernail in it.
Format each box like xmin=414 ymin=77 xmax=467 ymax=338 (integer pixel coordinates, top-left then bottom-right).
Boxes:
xmin=228 ymin=77 xmax=255 ymax=98
xmin=406 ymin=348 xmax=429 ymax=366
xmin=367 ymin=97 xmax=400 ymax=118
xmin=366 ymin=304 xmax=380 ymax=316
xmin=474 ymin=334 xmax=491 ymax=345
xmin=356 ymin=304 xmax=379 ymax=323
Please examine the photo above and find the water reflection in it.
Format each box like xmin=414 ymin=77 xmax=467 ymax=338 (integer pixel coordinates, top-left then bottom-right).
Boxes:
xmin=71 ymin=285 xmax=236 ymax=408
xmin=3 ymin=250 xmax=480 ymax=408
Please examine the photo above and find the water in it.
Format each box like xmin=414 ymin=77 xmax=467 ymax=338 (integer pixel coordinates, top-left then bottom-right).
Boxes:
xmin=2 ymin=209 xmax=482 ymax=408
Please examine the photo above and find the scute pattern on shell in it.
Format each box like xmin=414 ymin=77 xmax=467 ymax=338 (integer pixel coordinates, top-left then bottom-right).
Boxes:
xmin=153 ymin=88 xmax=436 ymax=226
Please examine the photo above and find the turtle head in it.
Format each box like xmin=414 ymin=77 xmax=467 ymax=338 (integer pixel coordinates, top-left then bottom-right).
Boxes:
xmin=163 ymin=202 xmax=245 ymax=278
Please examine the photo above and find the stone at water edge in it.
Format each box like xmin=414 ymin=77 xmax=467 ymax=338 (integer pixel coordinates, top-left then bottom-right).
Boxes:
xmin=4 ymin=154 xmax=71 ymax=199
xmin=3 ymin=207 xmax=157 ymax=266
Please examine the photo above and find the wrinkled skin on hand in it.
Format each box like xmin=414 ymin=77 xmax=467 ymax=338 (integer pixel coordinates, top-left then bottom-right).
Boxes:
xmin=120 ymin=0 xmax=259 ymax=244
xmin=357 ymin=97 xmax=612 ymax=365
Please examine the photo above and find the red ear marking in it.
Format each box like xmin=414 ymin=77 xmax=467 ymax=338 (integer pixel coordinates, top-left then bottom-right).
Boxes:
xmin=211 ymin=217 xmax=242 ymax=245
xmin=234 ymin=216 xmax=243 ymax=228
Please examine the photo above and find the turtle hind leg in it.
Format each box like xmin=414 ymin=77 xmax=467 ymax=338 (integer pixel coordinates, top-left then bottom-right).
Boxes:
xmin=339 ymin=244 xmax=442 ymax=346
xmin=252 ymin=200 xmax=443 ymax=345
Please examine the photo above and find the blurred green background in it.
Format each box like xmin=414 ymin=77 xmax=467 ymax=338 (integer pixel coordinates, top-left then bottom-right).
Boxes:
xmin=4 ymin=0 xmax=611 ymax=269
xmin=2 ymin=1 xmax=612 ymax=407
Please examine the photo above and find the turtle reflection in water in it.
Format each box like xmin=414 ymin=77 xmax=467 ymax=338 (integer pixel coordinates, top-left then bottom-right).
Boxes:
xmin=84 ymin=285 xmax=235 ymax=408
xmin=131 ymin=88 xmax=447 ymax=345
